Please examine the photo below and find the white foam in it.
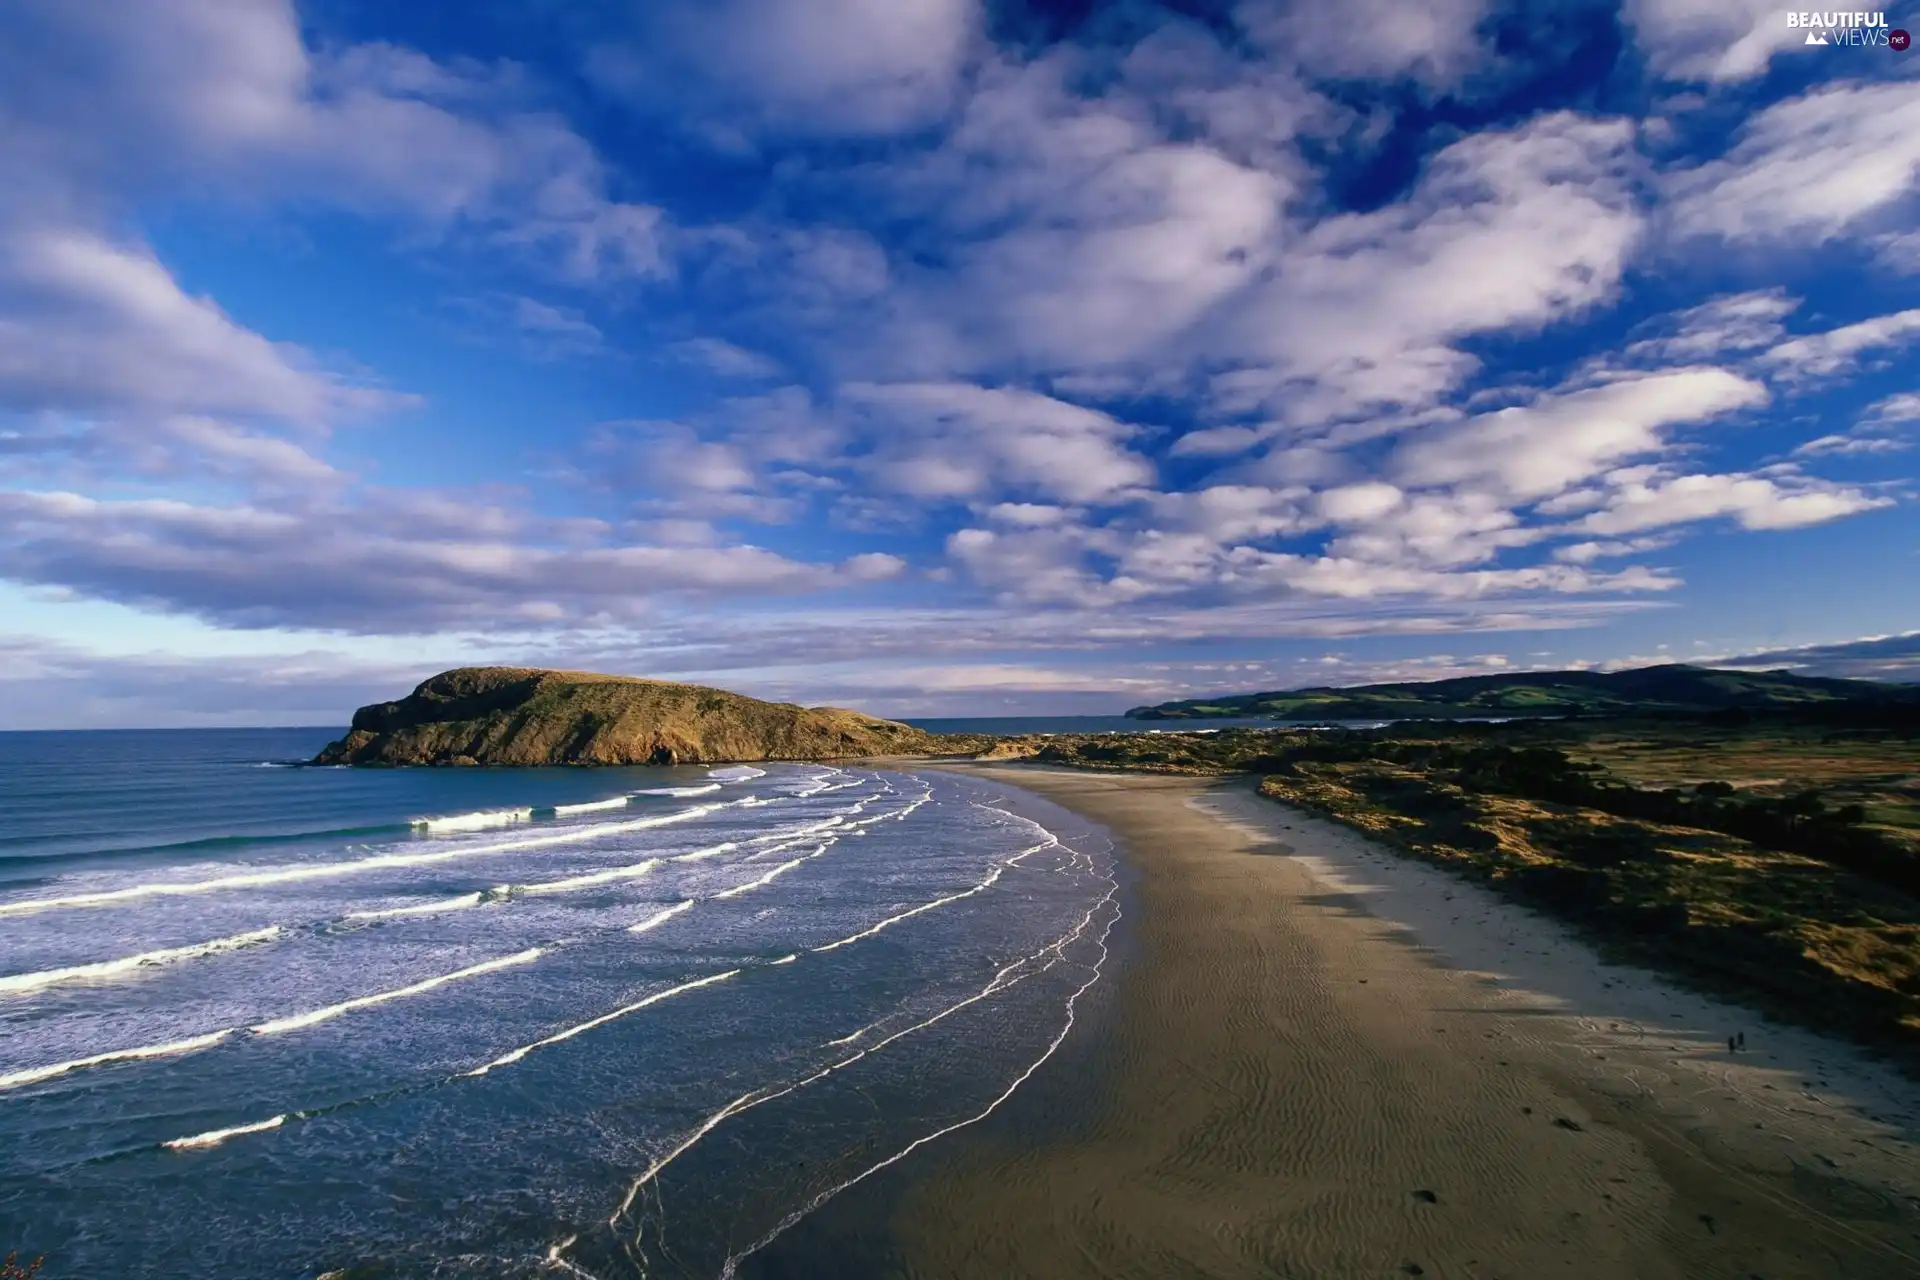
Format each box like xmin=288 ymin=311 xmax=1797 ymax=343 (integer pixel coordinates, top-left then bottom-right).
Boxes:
xmin=412 ymin=808 xmax=533 ymax=834
xmin=597 ymin=920 xmax=1084 ymax=1238
xmin=0 ymin=1029 xmax=235 ymax=1092
xmin=462 ymin=968 xmax=742 ymax=1077
xmin=345 ymin=892 xmax=487 ymax=920
xmin=707 ymin=766 xmax=766 ymax=782
xmin=811 ymin=865 xmax=1008 ymax=955
xmin=712 ymin=852 xmax=814 ymax=900
xmin=570 ymin=816 xmax=1120 ymax=1276
xmin=666 ymin=839 xmax=743 ymax=863
xmin=0 ymin=802 xmax=732 ymax=917
xmin=822 ymin=1018 xmax=884 ymax=1048
xmin=748 ymin=816 xmax=843 ymax=845
xmin=250 ymin=948 xmax=544 ymax=1035
xmin=511 ymin=859 xmax=663 ymax=897
xmin=634 ymin=783 xmax=722 ymax=798
xmin=628 ymin=900 xmax=696 ymax=934
xmin=0 ymin=925 xmax=283 ymax=996
xmin=553 ymin=797 xmax=631 ymax=816
xmin=163 ymin=1113 xmax=286 ymax=1150
xmin=719 ymin=856 xmax=1121 ymax=1277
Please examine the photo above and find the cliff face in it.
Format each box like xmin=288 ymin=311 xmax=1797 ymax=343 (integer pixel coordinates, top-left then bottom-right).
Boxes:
xmin=312 ymin=667 xmax=937 ymax=766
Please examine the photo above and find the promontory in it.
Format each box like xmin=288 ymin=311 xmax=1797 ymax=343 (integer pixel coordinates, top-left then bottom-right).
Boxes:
xmin=311 ymin=666 xmax=938 ymax=766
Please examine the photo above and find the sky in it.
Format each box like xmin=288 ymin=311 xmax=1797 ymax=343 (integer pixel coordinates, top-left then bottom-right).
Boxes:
xmin=1 ymin=0 xmax=1917 ymax=728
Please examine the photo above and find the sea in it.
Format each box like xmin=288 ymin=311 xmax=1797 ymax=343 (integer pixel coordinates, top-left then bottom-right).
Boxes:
xmin=0 ymin=729 xmax=1119 ymax=1279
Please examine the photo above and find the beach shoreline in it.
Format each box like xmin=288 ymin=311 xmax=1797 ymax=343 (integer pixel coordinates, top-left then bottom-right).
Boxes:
xmin=863 ymin=764 xmax=1920 ymax=1279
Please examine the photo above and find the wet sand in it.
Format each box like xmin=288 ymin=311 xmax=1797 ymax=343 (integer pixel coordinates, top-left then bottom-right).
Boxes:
xmin=888 ymin=766 xmax=1920 ymax=1280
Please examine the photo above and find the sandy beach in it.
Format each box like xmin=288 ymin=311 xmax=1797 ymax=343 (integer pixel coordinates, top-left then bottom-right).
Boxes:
xmin=887 ymin=765 xmax=1920 ymax=1279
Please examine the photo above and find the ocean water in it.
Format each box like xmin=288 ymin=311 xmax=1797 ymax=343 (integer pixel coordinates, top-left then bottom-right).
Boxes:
xmin=0 ymin=730 xmax=1118 ymax=1279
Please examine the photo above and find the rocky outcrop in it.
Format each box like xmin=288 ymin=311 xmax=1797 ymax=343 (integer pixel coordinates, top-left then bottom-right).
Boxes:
xmin=312 ymin=667 xmax=938 ymax=766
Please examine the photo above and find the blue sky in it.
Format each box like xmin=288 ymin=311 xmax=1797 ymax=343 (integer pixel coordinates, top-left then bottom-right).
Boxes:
xmin=1 ymin=0 xmax=1917 ymax=727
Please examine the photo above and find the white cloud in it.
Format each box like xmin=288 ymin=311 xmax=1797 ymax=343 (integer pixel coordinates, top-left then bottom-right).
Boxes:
xmin=0 ymin=488 xmax=905 ymax=633
xmin=1621 ymin=289 xmax=1799 ymax=362
xmin=1762 ymin=308 xmax=1920 ymax=380
xmin=905 ymin=53 xmax=1291 ymax=373
xmin=1148 ymin=485 xmax=1315 ymax=544
xmin=1576 ymin=469 xmax=1892 ymax=534
xmin=665 ymin=338 xmax=783 ymax=380
xmin=1667 ymin=81 xmax=1920 ymax=244
xmin=1553 ymin=536 xmax=1675 ymax=564
xmin=1216 ymin=113 xmax=1645 ymax=425
xmin=1236 ymin=0 xmax=1490 ymax=86
xmin=1 ymin=0 xmax=669 ymax=278
xmin=585 ymin=0 xmax=980 ymax=139
xmin=1623 ymin=0 xmax=1805 ymax=83
xmin=0 ymin=229 xmax=387 ymax=424
xmin=1316 ymin=482 xmax=1404 ymax=524
xmin=836 ymin=382 xmax=1157 ymax=506
xmin=1389 ymin=367 xmax=1769 ymax=502
xmin=1790 ymin=391 xmax=1920 ymax=457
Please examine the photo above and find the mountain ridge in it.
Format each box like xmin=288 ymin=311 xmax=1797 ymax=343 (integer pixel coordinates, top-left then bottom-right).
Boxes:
xmin=1125 ymin=663 xmax=1920 ymax=721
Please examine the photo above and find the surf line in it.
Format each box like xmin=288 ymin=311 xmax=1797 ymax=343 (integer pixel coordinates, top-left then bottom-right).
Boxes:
xmin=249 ymin=949 xmax=544 ymax=1035
xmin=162 ymin=1114 xmax=286 ymax=1150
xmin=0 ymin=1030 xmax=236 ymax=1092
xmin=809 ymin=860 xmax=1017 ymax=955
xmin=461 ymin=968 xmax=743 ymax=1078
xmin=412 ymin=807 xmax=533 ymax=834
xmin=341 ymin=839 xmax=732 ymax=923
xmin=0 ymin=801 xmax=737 ymax=918
xmin=591 ymin=858 xmax=1116 ymax=1256
xmin=6 ymin=947 xmax=550 ymax=1095
xmin=0 ymin=925 xmax=284 ymax=997
xmin=156 ymin=829 xmax=1062 ymax=1162
xmin=158 ymin=964 xmax=752 ymax=1155
xmin=720 ymin=868 xmax=1122 ymax=1277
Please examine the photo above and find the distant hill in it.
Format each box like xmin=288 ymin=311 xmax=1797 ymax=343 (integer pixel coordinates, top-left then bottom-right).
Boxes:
xmin=313 ymin=667 xmax=936 ymax=766
xmin=1124 ymin=664 xmax=1920 ymax=721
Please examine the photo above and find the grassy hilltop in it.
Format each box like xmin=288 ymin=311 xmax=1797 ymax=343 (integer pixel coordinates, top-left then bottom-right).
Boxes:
xmin=1126 ymin=663 xmax=1920 ymax=720
xmin=313 ymin=666 xmax=941 ymax=766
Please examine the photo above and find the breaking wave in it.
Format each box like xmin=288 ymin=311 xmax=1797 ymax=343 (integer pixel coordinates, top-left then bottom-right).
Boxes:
xmin=550 ymin=797 xmax=630 ymax=816
xmin=344 ymin=892 xmax=487 ymax=921
xmin=163 ymin=1114 xmax=286 ymax=1151
xmin=250 ymin=949 xmax=546 ymax=1036
xmin=411 ymin=808 xmax=533 ymax=834
xmin=0 ymin=926 xmax=284 ymax=997
xmin=462 ymin=968 xmax=743 ymax=1078
xmin=0 ymin=1029 xmax=236 ymax=1092
xmin=0 ymin=801 xmax=736 ymax=918
xmin=628 ymin=900 xmax=696 ymax=934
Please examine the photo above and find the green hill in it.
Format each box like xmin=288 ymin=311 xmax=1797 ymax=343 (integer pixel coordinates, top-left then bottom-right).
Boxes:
xmin=1125 ymin=664 xmax=1920 ymax=721
xmin=313 ymin=667 xmax=936 ymax=766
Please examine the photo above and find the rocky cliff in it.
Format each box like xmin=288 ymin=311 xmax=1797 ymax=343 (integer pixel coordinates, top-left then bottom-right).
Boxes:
xmin=312 ymin=667 xmax=938 ymax=766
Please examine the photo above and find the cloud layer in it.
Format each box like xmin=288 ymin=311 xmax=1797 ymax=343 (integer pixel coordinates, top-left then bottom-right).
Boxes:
xmin=0 ymin=0 xmax=1914 ymax=723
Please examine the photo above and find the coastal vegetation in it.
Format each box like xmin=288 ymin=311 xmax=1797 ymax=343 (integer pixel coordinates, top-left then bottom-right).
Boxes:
xmin=1125 ymin=663 xmax=1920 ymax=721
xmin=985 ymin=713 xmax=1920 ymax=1069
